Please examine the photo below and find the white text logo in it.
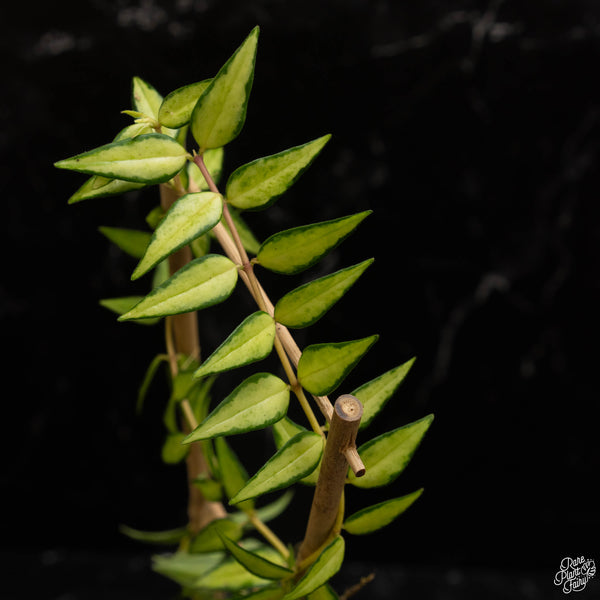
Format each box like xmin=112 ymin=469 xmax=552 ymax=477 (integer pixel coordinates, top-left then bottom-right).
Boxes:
xmin=554 ymin=556 xmax=596 ymax=594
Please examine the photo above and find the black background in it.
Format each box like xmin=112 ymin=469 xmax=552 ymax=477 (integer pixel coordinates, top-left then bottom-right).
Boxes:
xmin=2 ymin=0 xmax=599 ymax=598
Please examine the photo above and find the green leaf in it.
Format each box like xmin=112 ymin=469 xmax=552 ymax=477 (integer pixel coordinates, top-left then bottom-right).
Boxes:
xmin=283 ymin=536 xmax=344 ymax=600
xmin=307 ymin=584 xmax=339 ymax=600
xmin=274 ymin=260 xmax=373 ymax=328
xmin=191 ymin=234 xmax=211 ymax=258
xmin=272 ymin=417 xmax=306 ymax=450
xmin=271 ymin=418 xmax=318 ymax=485
xmin=98 ymin=226 xmax=151 ymax=259
xmin=146 ymin=205 xmax=165 ymax=229
xmin=54 ymin=133 xmax=189 ymax=184
xmin=132 ymin=76 xmax=163 ymax=118
xmin=192 ymin=474 xmax=223 ymax=502
xmin=189 ymin=519 xmax=243 ymax=553
xmin=153 ymin=551 xmax=225 ymax=587
xmin=215 ymin=436 xmax=254 ymax=511
xmin=188 ymin=374 xmax=217 ymax=423
xmin=99 ymin=297 xmax=162 ymax=325
xmin=194 ymin=312 xmax=276 ymax=378
xmin=219 ymin=532 xmax=293 ymax=580
xmin=191 ymin=26 xmax=259 ymax=150
xmin=119 ymin=524 xmax=186 ymax=545
xmin=67 ymin=175 xmax=146 ymax=204
xmin=226 ymin=135 xmax=331 ymax=211
xmin=343 ymin=489 xmax=423 ymax=535
xmin=241 ymin=587 xmax=285 ymax=600
xmin=132 ymin=191 xmax=223 ymax=279
xmin=137 ymin=354 xmax=168 ymax=414
xmin=250 ymin=490 xmax=294 ymax=524
xmin=257 ymin=212 xmax=371 ymax=275
xmin=297 ymin=336 xmax=378 ymax=396
xmin=64 ymin=112 xmax=155 ymax=204
xmin=352 ymin=358 xmax=416 ymax=430
xmin=118 ymin=254 xmax=238 ymax=320
xmin=161 ymin=432 xmax=189 ymax=464
xmin=185 ymin=147 xmax=225 ymax=191
xmin=192 ymin=554 xmax=273 ymax=591
xmin=230 ymin=432 xmax=323 ymax=505
xmin=184 ymin=373 xmax=289 ymax=442
xmin=159 ymin=79 xmax=212 ymax=128
xmin=348 ymin=415 xmax=434 ymax=488
xmin=114 ymin=122 xmax=154 ymax=141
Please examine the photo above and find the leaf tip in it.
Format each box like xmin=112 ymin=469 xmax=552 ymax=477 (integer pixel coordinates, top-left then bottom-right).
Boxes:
xmin=130 ymin=263 xmax=145 ymax=281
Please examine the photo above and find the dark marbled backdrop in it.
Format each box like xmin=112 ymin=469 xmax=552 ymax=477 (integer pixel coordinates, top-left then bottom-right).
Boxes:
xmin=2 ymin=0 xmax=599 ymax=598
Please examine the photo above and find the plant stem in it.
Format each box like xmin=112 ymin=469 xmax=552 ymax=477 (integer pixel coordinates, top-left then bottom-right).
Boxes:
xmin=193 ymin=156 xmax=365 ymax=475
xmin=247 ymin=511 xmax=290 ymax=560
xmin=194 ymin=154 xmax=327 ymax=436
xmin=296 ymin=395 xmax=363 ymax=566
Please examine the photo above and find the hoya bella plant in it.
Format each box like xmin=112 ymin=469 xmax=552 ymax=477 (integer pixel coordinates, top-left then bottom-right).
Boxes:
xmin=55 ymin=26 xmax=433 ymax=600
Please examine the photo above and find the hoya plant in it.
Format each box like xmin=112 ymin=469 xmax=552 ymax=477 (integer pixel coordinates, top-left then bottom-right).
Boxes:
xmin=55 ymin=26 xmax=433 ymax=599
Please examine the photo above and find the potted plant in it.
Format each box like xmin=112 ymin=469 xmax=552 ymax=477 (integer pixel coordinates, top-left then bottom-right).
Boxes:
xmin=55 ymin=26 xmax=433 ymax=599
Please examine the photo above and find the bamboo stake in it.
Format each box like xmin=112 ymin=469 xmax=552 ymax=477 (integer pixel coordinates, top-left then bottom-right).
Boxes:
xmin=296 ymin=395 xmax=364 ymax=565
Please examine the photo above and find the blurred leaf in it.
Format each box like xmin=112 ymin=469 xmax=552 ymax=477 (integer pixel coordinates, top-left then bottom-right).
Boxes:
xmin=251 ymin=490 xmax=294 ymax=524
xmin=307 ymin=585 xmax=339 ymax=600
xmin=190 ymin=233 xmax=212 ymax=258
xmin=132 ymin=191 xmax=223 ymax=279
xmin=152 ymin=259 xmax=170 ymax=288
xmin=226 ymin=135 xmax=330 ymax=211
xmin=274 ymin=259 xmax=373 ymax=328
xmin=185 ymin=373 xmax=289 ymax=442
xmin=194 ymin=312 xmax=276 ymax=378
xmin=218 ymin=532 xmax=293 ymax=580
xmin=215 ymin=436 xmax=254 ymax=512
xmin=119 ymin=524 xmax=186 ymax=545
xmin=162 ymin=432 xmax=189 ymax=464
xmin=98 ymin=226 xmax=151 ymax=259
xmin=137 ymin=354 xmax=168 ymax=413
xmin=343 ymin=489 xmax=423 ymax=535
xmin=283 ymin=536 xmax=344 ymax=600
xmin=68 ymin=175 xmax=145 ymax=204
xmin=230 ymin=432 xmax=323 ymax=505
xmin=192 ymin=474 xmax=223 ymax=502
xmin=192 ymin=554 xmax=272 ymax=591
xmin=152 ymin=551 xmax=225 ymax=587
xmin=191 ymin=26 xmax=259 ymax=150
xmin=352 ymin=358 xmax=416 ymax=430
xmin=241 ymin=586 xmax=285 ymax=599
xmin=257 ymin=212 xmax=371 ymax=275
xmin=55 ymin=134 xmax=189 ymax=184
xmin=297 ymin=336 xmax=378 ymax=396
xmin=188 ymin=374 xmax=217 ymax=424
xmin=189 ymin=519 xmax=243 ymax=553
xmin=348 ymin=415 xmax=434 ymax=488
xmin=146 ymin=205 xmax=165 ymax=230
xmin=159 ymin=79 xmax=212 ymax=128
xmin=99 ymin=297 xmax=161 ymax=325
xmin=118 ymin=254 xmax=238 ymax=320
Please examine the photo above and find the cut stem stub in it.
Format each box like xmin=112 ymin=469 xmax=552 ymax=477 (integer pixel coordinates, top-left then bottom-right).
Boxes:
xmin=296 ymin=394 xmax=364 ymax=565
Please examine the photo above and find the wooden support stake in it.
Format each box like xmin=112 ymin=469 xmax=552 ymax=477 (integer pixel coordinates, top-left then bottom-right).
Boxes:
xmin=296 ymin=395 xmax=364 ymax=565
